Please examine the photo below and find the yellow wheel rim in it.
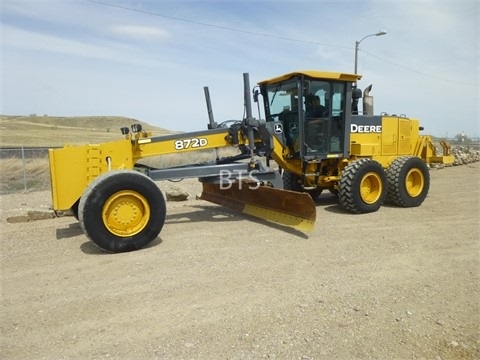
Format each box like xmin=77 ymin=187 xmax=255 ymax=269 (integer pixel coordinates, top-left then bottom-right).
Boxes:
xmin=102 ymin=190 xmax=150 ymax=237
xmin=405 ymin=168 xmax=424 ymax=197
xmin=360 ymin=172 xmax=383 ymax=204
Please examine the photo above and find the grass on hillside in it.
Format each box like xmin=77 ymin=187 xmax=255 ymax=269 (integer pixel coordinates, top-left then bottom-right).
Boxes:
xmin=0 ymin=115 xmax=173 ymax=147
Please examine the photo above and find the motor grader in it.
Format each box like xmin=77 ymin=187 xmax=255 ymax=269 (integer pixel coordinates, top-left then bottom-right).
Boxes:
xmin=48 ymin=71 xmax=453 ymax=252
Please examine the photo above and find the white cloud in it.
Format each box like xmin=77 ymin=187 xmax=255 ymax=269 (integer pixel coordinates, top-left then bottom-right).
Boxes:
xmin=109 ymin=24 xmax=170 ymax=41
xmin=2 ymin=25 xmax=116 ymax=60
xmin=2 ymin=24 xmax=181 ymax=70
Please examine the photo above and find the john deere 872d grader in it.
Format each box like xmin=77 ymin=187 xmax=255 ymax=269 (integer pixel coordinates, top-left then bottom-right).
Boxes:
xmin=49 ymin=71 xmax=454 ymax=252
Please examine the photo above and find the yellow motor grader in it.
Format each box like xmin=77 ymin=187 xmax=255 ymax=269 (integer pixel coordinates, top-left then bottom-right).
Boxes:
xmin=48 ymin=71 xmax=454 ymax=252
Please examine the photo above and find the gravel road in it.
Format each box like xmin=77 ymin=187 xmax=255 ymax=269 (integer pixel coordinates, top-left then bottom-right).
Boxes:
xmin=1 ymin=162 xmax=479 ymax=359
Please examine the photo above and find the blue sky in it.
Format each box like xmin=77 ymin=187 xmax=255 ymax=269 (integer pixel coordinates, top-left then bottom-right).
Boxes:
xmin=1 ymin=0 xmax=478 ymax=138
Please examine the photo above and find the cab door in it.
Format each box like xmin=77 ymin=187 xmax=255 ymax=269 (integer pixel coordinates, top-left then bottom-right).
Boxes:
xmin=302 ymin=80 xmax=348 ymax=159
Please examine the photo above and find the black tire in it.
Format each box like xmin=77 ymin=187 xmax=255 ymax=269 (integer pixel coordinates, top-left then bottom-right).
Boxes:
xmin=283 ymin=170 xmax=303 ymax=192
xmin=338 ymin=158 xmax=387 ymax=213
xmin=78 ymin=170 xmax=166 ymax=253
xmin=71 ymin=199 xmax=80 ymax=220
xmin=283 ymin=170 xmax=322 ymax=199
xmin=387 ymin=156 xmax=430 ymax=207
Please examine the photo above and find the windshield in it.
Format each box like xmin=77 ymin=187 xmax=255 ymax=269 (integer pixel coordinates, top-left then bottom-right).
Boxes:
xmin=265 ymin=79 xmax=299 ymax=120
xmin=263 ymin=77 xmax=347 ymax=158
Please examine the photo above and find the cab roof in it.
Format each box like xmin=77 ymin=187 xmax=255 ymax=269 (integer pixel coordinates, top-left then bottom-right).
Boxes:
xmin=257 ymin=70 xmax=361 ymax=85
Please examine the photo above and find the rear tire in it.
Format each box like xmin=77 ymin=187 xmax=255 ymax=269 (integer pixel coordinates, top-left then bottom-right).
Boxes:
xmin=71 ymin=199 xmax=80 ymax=220
xmin=387 ymin=156 xmax=430 ymax=207
xmin=338 ymin=158 xmax=387 ymax=213
xmin=78 ymin=170 xmax=166 ymax=253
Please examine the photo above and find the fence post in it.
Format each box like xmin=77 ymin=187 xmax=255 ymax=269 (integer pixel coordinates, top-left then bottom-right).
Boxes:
xmin=21 ymin=146 xmax=27 ymax=192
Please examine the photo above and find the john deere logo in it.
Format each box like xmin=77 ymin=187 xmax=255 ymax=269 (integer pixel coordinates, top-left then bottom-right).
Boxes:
xmin=274 ymin=123 xmax=283 ymax=134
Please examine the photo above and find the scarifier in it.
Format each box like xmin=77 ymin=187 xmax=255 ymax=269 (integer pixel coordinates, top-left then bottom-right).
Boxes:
xmin=49 ymin=71 xmax=453 ymax=252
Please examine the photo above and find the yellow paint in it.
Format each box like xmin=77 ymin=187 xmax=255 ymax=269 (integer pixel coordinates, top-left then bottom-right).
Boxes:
xmin=102 ymin=190 xmax=150 ymax=237
xmin=243 ymin=204 xmax=315 ymax=232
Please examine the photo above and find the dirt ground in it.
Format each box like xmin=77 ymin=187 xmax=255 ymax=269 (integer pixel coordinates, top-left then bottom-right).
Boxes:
xmin=1 ymin=162 xmax=479 ymax=360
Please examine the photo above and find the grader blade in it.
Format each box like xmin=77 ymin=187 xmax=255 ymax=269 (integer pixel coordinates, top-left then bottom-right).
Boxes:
xmin=201 ymin=182 xmax=316 ymax=231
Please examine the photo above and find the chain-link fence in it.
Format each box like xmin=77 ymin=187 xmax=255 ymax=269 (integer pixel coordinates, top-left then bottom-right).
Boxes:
xmin=0 ymin=146 xmax=240 ymax=195
xmin=0 ymin=147 xmax=53 ymax=194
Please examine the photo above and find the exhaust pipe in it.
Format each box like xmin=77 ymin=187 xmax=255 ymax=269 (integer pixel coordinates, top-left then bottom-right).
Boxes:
xmin=204 ymin=86 xmax=217 ymax=129
xmin=243 ymin=73 xmax=256 ymax=164
xmin=363 ymin=84 xmax=374 ymax=116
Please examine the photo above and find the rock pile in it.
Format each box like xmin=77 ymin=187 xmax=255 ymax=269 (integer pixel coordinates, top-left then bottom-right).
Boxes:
xmin=451 ymin=146 xmax=480 ymax=165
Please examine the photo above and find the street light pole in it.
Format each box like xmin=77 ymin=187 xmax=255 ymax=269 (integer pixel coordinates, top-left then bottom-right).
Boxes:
xmin=352 ymin=30 xmax=386 ymax=114
xmin=354 ymin=30 xmax=387 ymax=75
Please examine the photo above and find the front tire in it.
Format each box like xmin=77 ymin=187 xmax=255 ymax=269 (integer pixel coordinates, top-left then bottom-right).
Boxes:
xmin=338 ymin=158 xmax=387 ymax=213
xmin=387 ymin=156 xmax=430 ymax=207
xmin=283 ymin=170 xmax=322 ymax=199
xmin=78 ymin=170 xmax=166 ymax=253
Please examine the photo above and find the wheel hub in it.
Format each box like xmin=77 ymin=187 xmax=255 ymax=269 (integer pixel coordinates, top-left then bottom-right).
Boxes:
xmin=102 ymin=190 xmax=150 ymax=237
xmin=405 ymin=168 xmax=424 ymax=197
xmin=360 ymin=172 xmax=382 ymax=204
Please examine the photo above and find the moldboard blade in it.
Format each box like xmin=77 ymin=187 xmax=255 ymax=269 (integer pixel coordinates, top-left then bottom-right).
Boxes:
xmin=200 ymin=182 xmax=316 ymax=231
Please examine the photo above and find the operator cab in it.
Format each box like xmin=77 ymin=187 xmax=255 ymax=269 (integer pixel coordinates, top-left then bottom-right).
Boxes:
xmin=258 ymin=71 xmax=360 ymax=161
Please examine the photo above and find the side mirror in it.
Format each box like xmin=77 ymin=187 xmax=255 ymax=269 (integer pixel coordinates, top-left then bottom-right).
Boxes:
xmin=352 ymin=88 xmax=362 ymax=100
xmin=253 ymin=89 xmax=259 ymax=103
